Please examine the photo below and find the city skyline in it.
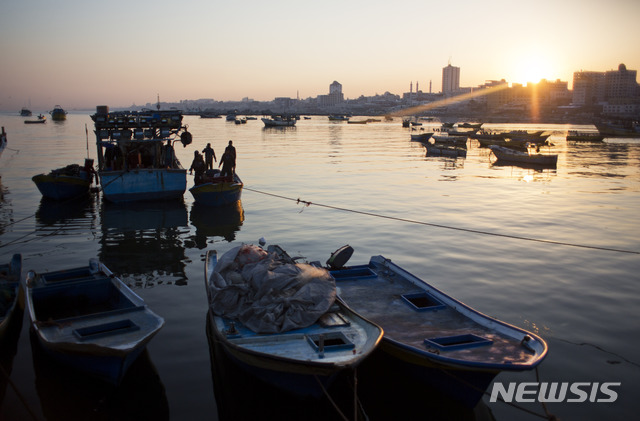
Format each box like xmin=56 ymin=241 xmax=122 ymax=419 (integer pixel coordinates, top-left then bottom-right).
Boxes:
xmin=1 ymin=0 xmax=639 ymax=111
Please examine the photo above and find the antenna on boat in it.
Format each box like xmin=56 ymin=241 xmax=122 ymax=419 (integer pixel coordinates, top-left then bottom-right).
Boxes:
xmin=157 ymin=94 xmax=160 ymax=111
xmin=85 ymin=124 xmax=89 ymax=159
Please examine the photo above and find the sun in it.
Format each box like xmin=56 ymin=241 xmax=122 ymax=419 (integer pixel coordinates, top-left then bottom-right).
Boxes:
xmin=511 ymin=50 xmax=555 ymax=85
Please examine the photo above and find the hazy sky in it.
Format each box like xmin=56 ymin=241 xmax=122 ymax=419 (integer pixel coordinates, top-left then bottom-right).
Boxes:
xmin=1 ymin=0 xmax=639 ymax=111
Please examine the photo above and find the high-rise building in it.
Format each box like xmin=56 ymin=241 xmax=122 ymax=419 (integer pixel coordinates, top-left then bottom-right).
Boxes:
xmin=605 ymin=63 xmax=638 ymax=101
xmin=572 ymin=71 xmax=606 ymax=105
xmin=442 ymin=64 xmax=460 ymax=95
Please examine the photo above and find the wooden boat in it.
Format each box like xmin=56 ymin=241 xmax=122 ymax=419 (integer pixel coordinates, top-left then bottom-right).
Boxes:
xmin=458 ymin=122 xmax=483 ymax=129
xmin=347 ymin=119 xmax=367 ymax=124
xmin=595 ymin=121 xmax=640 ymax=138
xmin=20 ymin=107 xmax=32 ymax=117
xmin=328 ymin=115 xmax=349 ymax=121
xmin=431 ymin=134 xmax=468 ymax=146
xmin=204 ymin=245 xmax=383 ymax=397
xmin=424 ymin=143 xmax=467 ymax=158
xmin=262 ymin=114 xmax=297 ymax=127
xmin=32 ymin=160 xmax=94 ymax=200
xmin=0 ymin=254 xmax=22 ymax=341
xmin=410 ymin=132 xmax=433 ymax=142
xmin=24 ymin=258 xmax=164 ymax=384
xmin=24 ymin=117 xmax=46 ymax=124
xmin=566 ymin=130 xmax=604 ymax=142
xmin=327 ymin=249 xmax=548 ymax=407
xmin=489 ymin=144 xmax=557 ymax=166
xmin=50 ymin=105 xmax=67 ymax=121
xmin=91 ymin=105 xmax=193 ymax=202
xmin=189 ymin=170 xmax=243 ymax=207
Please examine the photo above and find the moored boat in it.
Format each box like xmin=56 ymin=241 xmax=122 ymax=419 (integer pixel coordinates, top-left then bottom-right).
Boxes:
xmin=325 ymin=248 xmax=548 ymax=407
xmin=595 ymin=121 xmax=640 ymax=138
xmin=20 ymin=107 xmax=33 ymax=117
xmin=50 ymin=105 xmax=67 ymax=121
xmin=0 ymin=254 xmax=22 ymax=341
xmin=92 ymin=105 xmax=193 ymax=202
xmin=189 ymin=170 xmax=243 ymax=207
xmin=489 ymin=144 xmax=558 ymax=166
xmin=32 ymin=159 xmax=96 ymax=200
xmin=204 ymin=245 xmax=383 ymax=397
xmin=25 ymin=114 xmax=47 ymax=124
xmin=262 ymin=114 xmax=297 ymax=127
xmin=410 ymin=132 xmax=433 ymax=142
xmin=24 ymin=258 xmax=164 ymax=384
xmin=566 ymin=130 xmax=604 ymax=142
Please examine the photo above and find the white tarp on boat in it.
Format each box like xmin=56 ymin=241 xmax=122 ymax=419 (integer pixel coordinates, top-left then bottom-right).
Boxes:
xmin=209 ymin=245 xmax=336 ymax=333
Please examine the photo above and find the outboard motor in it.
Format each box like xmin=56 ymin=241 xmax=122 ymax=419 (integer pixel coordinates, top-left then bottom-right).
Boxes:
xmin=326 ymin=245 xmax=354 ymax=270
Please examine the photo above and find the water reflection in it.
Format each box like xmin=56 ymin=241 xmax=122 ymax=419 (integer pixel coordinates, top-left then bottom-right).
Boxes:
xmin=98 ymin=200 xmax=188 ymax=286
xmin=31 ymin=332 xmax=169 ymax=421
xmin=35 ymin=195 xmax=97 ymax=228
xmin=0 ymin=181 xmax=11 ymax=238
xmin=187 ymin=200 xmax=244 ymax=248
xmin=0 ymin=295 xmax=23 ymax=406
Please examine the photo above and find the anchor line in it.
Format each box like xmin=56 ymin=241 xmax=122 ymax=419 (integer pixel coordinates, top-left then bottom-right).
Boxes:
xmin=243 ymin=187 xmax=639 ymax=255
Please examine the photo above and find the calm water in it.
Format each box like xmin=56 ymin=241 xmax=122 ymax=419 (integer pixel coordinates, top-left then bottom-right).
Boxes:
xmin=0 ymin=113 xmax=638 ymax=420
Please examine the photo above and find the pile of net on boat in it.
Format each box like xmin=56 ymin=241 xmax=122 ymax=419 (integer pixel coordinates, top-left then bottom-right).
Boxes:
xmin=208 ymin=244 xmax=336 ymax=333
xmin=49 ymin=164 xmax=84 ymax=177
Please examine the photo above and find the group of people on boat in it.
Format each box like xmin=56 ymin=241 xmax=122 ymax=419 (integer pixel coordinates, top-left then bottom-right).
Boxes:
xmin=190 ymin=140 xmax=236 ymax=185
xmin=102 ymin=139 xmax=179 ymax=171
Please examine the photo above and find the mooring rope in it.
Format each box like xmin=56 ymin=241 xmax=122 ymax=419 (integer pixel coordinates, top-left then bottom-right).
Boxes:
xmin=244 ymin=187 xmax=640 ymax=255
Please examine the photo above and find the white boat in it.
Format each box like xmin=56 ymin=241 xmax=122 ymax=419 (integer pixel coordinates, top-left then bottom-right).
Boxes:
xmin=326 ymin=248 xmax=548 ymax=407
xmin=262 ymin=115 xmax=297 ymax=127
xmin=91 ymin=105 xmax=193 ymax=202
xmin=489 ymin=144 xmax=557 ymax=166
xmin=24 ymin=258 xmax=164 ymax=384
xmin=204 ymin=245 xmax=383 ymax=397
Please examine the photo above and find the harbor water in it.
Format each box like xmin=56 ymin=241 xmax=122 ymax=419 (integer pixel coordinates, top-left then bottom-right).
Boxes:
xmin=0 ymin=113 xmax=638 ymax=420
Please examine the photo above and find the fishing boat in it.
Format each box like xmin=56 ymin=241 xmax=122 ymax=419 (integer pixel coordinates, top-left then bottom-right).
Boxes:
xmin=489 ymin=144 xmax=558 ymax=167
xmin=458 ymin=122 xmax=483 ymax=129
xmin=23 ymin=258 xmax=164 ymax=384
xmin=25 ymin=114 xmax=47 ymax=124
xmin=189 ymin=170 xmax=243 ymax=207
xmin=595 ymin=121 xmax=640 ymax=138
xmin=566 ymin=130 xmax=604 ymax=142
xmin=262 ymin=114 xmax=297 ymax=127
xmin=347 ymin=119 xmax=367 ymax=124
xmin=328 ymin=115 xmax=349 ymax=121
xmin=431 ymin=134 xmax=468 ymax=146
xmin=326 ymin=248 xmax=548 ymax=407
xmin=0 ymin=254 xmax=22 ymax=341
xmin=204 ymin=245 xmax=383 ymax=397
xmin=50 ymin=105 xmax=67 ymax=121
xmin=410 ymin=132 xmax=433 ymax=142
xmin=91 ymin=105 xmax=193 ymax=202
xmin=424 ymin=143 xmax=467 ymax=158
xmin=20 ymin=107 xmax=32 ymax=117
xmin=32 ymin=159 xmax=95 ymax=200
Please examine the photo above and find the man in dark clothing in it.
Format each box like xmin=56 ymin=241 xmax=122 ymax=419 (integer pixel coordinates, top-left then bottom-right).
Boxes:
xmin=202 ymin=143 xmax=217 ymax=170
xmin=224 ymin=140 xmax=236 ymax=174
xmin=219 ymin=150 xmax=234 ymax=178
xmin=189 ymin=151 xmax=206 ymax=184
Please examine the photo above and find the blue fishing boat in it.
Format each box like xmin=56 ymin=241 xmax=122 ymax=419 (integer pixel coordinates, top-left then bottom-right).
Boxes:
xmin=204 ymin=245 xmax=383 ymax=397
xmin=0 ymin=254 xmax=22 ymax=341
xmin=326 ymin=247 xmax=548 ymax=407
xmin=189 ymin=170 xmax=243 ymax=206
xmin=32 ymin=159 xmax=95 ymax=200
xmin=24 ymin=258 xmax=164 ymax=384
xmin=91 ymin=105 xmax=193 ymax=202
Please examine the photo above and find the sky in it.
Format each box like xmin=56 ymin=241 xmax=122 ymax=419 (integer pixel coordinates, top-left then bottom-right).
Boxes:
xmin=1 ymin=0 xmax=639 ymax=111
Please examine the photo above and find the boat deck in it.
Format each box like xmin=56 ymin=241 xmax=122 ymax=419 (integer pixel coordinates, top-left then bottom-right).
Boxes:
xmin=332 ymin=260 xmax=539 ymax=367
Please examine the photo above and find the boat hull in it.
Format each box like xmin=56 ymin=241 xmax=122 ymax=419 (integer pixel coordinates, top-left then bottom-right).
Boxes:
xmin=330 ymin=255 xmax=548 ymax=407
xmin=189 ymin=177 xmax=243 ymax=207
xmin=32 ymin=173 xmax=91 ymax=200
xmin=204 ymin=249 xmax=383 ymax=398
xmin=99 ymin=169 xmax=186 ymax=202
xmin=24 ymin=260 xmax=164 ymax=384
xmin=489 ymin=145 xmax=557 ymax=166
xmin=261 ymin=118 xmax=296 ymax=127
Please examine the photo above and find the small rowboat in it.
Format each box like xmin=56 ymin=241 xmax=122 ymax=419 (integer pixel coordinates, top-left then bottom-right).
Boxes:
xmin=204 ymin=245 xmax=383 ymax=397
xmin=32 ymin=160 xmax=95 ymax=200
xmin=24 ymin=258 xmax=164 ymax=384
xmin=189 ymin=170 xmax=243 ymax=207
xmin=326 ymin=248 xmax=548 ymax=407
xmin=489 ymin=144 xmax=558 ymax=167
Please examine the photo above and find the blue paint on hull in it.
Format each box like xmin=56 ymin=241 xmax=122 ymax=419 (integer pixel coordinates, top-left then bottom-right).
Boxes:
xmin=99 ymin=169 xmax=186 ymax=202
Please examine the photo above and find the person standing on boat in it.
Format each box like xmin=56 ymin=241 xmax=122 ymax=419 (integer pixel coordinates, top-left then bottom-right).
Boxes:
xmin=219 ymin=150 xmax=234 ymax=179
xmin=189 ymin=151 xmax=206 ymax=184
xmin=202 ymin=143 xmax=217 ymax=170
xmin=224 ymin=140 xmax=236 ymax=174
xmin=163 ymin=140 xmax=175 ymax=168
